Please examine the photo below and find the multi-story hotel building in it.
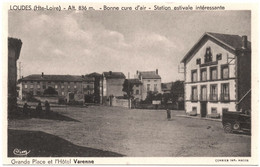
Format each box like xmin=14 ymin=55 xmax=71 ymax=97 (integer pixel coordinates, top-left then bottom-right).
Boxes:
xmin=181 ymin=32 xmax=251 ymax=117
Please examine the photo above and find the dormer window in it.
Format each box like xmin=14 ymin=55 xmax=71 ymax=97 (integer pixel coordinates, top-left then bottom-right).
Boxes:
xmin=204 ymin=47 xmax=212 ymax=63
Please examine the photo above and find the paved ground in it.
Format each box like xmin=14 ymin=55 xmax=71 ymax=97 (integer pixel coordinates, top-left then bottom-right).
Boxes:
xmin=8 ymin=105 xmax=251 ymax=157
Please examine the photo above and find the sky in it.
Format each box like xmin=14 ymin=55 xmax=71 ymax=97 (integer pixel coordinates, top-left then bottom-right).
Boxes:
xmin=8 ymin=10 xmax=251 ymax=82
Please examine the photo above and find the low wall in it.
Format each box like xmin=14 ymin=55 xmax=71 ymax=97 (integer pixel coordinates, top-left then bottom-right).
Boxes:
xmin=112 ymin=98 xmax=129 ymax=108
xmin=34 ymin=96 xmax=59 ymax=104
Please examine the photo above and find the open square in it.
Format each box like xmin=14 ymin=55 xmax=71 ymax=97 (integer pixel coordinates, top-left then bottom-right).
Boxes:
xmin=8 ymin=105 xmax=251 ymax=157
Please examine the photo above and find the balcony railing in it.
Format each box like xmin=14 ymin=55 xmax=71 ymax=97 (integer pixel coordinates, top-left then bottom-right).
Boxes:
xmin=200 ymin=94 xmax=207 ymax=101
xmin=220 ymin=93 xmax=230 ymax=102
xmin=190 ymin=94 xmax=198 ymax=102
xmin=209 ymin=94 xmax=218 ymax=101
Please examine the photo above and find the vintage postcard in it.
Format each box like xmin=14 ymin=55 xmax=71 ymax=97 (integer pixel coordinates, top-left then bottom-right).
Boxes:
xmin=2 ymin=2 xmax=259 ymax=165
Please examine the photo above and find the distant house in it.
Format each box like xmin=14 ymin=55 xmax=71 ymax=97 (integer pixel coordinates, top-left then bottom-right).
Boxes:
xmin=128 ymin=79 xmax=143 ymax=101
xmin=100 ymin=71 xmax=126 ymax=105
xmin=86 ymin=72 xmax=102 ymax=103
xmin=18 ymin=73 xmax=94 ymax=103
xmin=135 ymin=69 xmax=162 ymax=100
xmin=8 ymin=37 xmax=22 ymax=113
xmin=181 ymin=32 xmax=251 ymax=118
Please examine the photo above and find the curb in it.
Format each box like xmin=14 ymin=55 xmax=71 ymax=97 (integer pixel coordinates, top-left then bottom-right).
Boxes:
xmin=175 ymin=115 xmax=222 ymax=122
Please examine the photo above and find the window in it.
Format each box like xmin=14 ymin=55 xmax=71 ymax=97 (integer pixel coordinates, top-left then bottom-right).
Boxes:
xmin=196 ymin=58 xmax=201 ymax=65
xmin=74 ymin=85 xmax=77 ymax=89
xmin=154 ymin=84 xmax=157 ymax=91
xmin=148 ymin=80 xmax=150 ymax=82
xmin=191 ymin=86 xmax=198 ymax=101
xmin=147 ymin=84 xmax=150 ymax=91
xmin=210 ymin=84 xmax=218 ymax=101
xmin=221 ymin=83 xmax=229 ymax=101
xmin=37 ymin=85 xmax=40 ymax=89
xmin=191 ymin=70 xmax=197 ymax=82
xmin=87 ymin=85 xmax=90 ymax=89
xmin=61 ymin=85 xmax=64 ymax=89
xmin=221 ymin=65 xmax=229 ymax=79
xmin=211 ymin=108 xmax=217 ymax=114
xmin=68 ymin=85 xmax=70 ymax=89
xmin=200 ymin=85 xmax=207 ymax=101
xmin=210 ymin=66 xmax=218 ymax=80
xmin=222 ymin=108 xmax=228 ymax=113
xmin=154 ymin=80 xmax=157 ymax=82
xmin=43 ymin=85 xmax=46 ymax=89
xmin=61 ymin=92 xmax=64 ymax=96
xmin=55 ymin=85 xmax=58 ymax=89
xmin=200 ymin=68 xmax=207 ymax=81
xmin=24 ymin=84 xmax=28 ymax=89
xmin=217 ymin=53 xmax=222 ymax=60
xmin=192 ymin=107 xmax=197 ymax=112
xmin=204 ymin=47 xmax=213 ymax=63
xmin=136 ymin=90 xmax=139 ymax=95
xmin=30 ymin=84 xmax=34 ymax=89
xmin=136 ymin=85 xmax=139 ymax=88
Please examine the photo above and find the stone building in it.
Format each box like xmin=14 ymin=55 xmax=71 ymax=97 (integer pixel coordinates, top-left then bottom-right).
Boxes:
xmin=135 ymin=69 xmax=162 ymax=100
xmin=181 ymin=32 xmax=251 ymax=118
xmin=86 ymin=72 xmax=102 ymax=103
xmin=100 ymin=71 xmax=126 ymax=105
xmin=128 ymin=79 xmax=143 ymax=101
xmin=18 ymin=73 xmax=94 ymax=103
xmin=8 ymin=37 xmax=22 ymax=113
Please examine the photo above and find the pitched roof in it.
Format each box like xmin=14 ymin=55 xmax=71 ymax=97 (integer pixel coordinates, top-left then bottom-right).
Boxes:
xmin=20 ymin=74 xmax=94 ymax=82
xmin=103 ymin=72 xmax=126 ymax=79
xmin=181 ymin=32 xmax=251 ymax=63
xmin=128 ymin=79 xmax=142 ymax=85
xmin=139 ymin=71 xmax=161 ymax=79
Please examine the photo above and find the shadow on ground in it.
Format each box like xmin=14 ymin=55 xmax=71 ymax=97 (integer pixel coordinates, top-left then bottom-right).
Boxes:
xmin=8 ymin=107 xmax=79 ymax=122
xmin=8 ymin=129 xmax=124 ymax=157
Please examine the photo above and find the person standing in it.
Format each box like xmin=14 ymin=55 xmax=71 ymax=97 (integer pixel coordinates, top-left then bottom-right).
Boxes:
xmin=166 ymin=109 xmax=171 ymax=120
xmin=45 ymin=100 xmax=50 ymax=114
xmin=36 ymin=102 xmax=42 ymax=116
xmin=22 ymin=102 xmax=30 ymax=115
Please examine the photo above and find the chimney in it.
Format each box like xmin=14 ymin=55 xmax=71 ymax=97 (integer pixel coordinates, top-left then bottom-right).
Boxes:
xmin=242 ymin=35 xmax=247 ymax=49
xmin=136 ymin=70 xmax=139 ymax=74
xmin=109 ymin=71 xmax=112 ymax=75
xmin=41 ymin=72 xmax=44 ymax=78
xmin=156 ymin=69 xmax=158 ymax=74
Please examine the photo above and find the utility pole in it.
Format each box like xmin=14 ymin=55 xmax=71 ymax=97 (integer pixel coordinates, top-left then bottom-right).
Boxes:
xmin=128 ymin=72 xmax=131 ymax=109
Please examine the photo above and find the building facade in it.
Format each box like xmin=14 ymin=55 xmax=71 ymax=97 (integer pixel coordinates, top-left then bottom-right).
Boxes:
xmin=100 ymin=71 xmax=126 ymax=104
xmin=181 ymin=32 xmax=251 ymax=117
xmin=128 ymin=79 xmax=143 ymax=101
xmin=86 ymin=72 xmax=102 ymax=103
xmin=19 ymin=73 xmax=94 ymax=103
xmin=8 ymin=37 xmax=22 ymax=113
xmin=135 ymin=69 xmax=162 ymax=100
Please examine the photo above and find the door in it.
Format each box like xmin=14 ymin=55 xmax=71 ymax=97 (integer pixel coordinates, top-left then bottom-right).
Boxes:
xmin=201 ymin=102 xmax=207 ymax=117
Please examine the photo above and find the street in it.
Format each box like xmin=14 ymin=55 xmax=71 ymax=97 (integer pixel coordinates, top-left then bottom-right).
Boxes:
xmin=8 ymin=105 xmax=251 ymax=157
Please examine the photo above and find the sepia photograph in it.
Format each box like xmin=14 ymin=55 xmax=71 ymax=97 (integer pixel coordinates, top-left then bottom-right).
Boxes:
xmin=3 ymin=2 xmax=258 ymax=165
